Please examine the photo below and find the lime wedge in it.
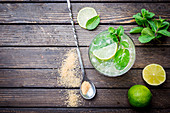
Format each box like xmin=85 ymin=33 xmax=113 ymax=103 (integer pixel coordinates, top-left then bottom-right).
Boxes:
xmin=93 ymin=43 xmax=117 ymax=60
xmin=142 ymin=64 xmax=166 ymax=86
xmin=77 ymin=7 xmax=97 ymax=29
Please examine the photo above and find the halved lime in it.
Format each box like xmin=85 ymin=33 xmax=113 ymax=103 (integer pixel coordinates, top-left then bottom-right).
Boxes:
xmin=77 ymin=7 xmax=97 ymax=29
xmin=142 ymin=64 xmax=166 ymax=86
xmin=93 ymin=43 xmax=117 ymax=60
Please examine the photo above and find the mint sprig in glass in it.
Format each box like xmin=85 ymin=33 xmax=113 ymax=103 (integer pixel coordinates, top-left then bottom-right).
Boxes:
xmin=107 ymin=26 xmax=130 ymax=70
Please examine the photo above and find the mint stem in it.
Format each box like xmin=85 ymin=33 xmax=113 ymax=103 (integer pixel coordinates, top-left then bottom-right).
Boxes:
xmin=155 ymin=28 xmax=159 ymax=36
xmin=116 ymin=35 xmax=121 ymax=46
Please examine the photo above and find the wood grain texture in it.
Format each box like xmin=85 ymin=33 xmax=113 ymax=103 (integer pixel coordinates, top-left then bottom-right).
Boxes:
xmin=0 ymin=3 xmax=169 ymax=24
xmin=0 ymin=3 xmax=69 ymax=23
xmin=0 ymin=47 xmax=169 ymax=68
xmin=0 ymin=25 xmax=169 ymax=46
xmin=0 ymin=108 xmax=169 ymax=113
xmin=0 ymin=69 xmax=169 ymax=88
xmin=0 ymin=89 xmax=169 ymax=108
xmin=0 ymin=25 xmax=75 ymax=46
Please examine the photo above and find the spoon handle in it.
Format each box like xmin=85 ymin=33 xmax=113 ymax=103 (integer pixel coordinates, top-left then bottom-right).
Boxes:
xmin=67 ymin=0 xmax=85 ymax=78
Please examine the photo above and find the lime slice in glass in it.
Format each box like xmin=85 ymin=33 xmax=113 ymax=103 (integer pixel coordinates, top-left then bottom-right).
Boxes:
xmin=93 ymin=43 xmax=117 ymax=60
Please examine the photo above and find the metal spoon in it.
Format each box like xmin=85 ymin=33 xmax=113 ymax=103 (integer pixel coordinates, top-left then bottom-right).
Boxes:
xmin=66 ymin=0 xmax=96 ymax=99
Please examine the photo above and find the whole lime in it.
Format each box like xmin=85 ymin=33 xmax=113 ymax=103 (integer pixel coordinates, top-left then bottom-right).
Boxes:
xmin=128 ymin=85 xmax=152 ymax=107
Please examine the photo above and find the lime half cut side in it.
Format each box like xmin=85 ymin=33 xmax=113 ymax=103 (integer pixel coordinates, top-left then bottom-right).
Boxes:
xmin=77 ymin=7 xmax=97 ymax=29
xmin=142 ymin=64 xmax=166 ymax=86
xmin=93 ymin=43 xmax=117 ymax=60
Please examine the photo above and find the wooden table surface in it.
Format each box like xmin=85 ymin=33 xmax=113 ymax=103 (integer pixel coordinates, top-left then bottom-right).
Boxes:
xmin=0 ymin=0 xmax=170 ymax=113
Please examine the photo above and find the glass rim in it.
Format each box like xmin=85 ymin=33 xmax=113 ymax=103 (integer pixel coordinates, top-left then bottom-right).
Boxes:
xmin=88 ymin=30 xmax=136 ymax=77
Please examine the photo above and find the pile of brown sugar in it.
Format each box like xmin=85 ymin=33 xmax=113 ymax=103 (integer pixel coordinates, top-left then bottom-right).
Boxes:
xmin=57 ymin=49 xmax=82 ymax=107
xmin=65 ymin=90 xmax=81 ymax=107
xmin=57 ymin=49 xmax=81 ymax=87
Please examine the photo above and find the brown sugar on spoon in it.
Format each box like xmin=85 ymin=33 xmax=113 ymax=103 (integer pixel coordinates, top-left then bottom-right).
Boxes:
xmin=81 ymin=81 xmax=91 ymax=95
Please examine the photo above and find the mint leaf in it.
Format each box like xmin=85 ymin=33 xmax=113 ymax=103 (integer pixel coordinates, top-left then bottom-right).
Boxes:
xmin=107 ymin=34 xmax=118 ymax=43
xmin=114 ymin=49 xmax=130 ymax=70
xmin=112 ymin=35 xmax=118 ymax=43
xmin=135 ymin=17 xmax=144 ymax=26
xmin=133 ymin=13 xmax=144 ymax=26
xmin=144 ymin=20 xmax=149 ymax=27
xmin=148 ymin=20 xmax=157 ymax=32
xmin=141 ymin=9 xmax=155 ymax=19
xmin=133 ymin=13 xmax=141 ymax=18
xmin=145 ymin=12 xmax=155 ymax=19
xmin=129 ymin=27 xmax=143 ymax=33
xmin=141 ymin=9 xmax=147 ymax=17
xmin=120 ymin=41 xmax=129 ymax=48
xmin=159 ymin=16 xmax=165 ymax=23
xmin=117 ymin=26 xmax=124 ymax=37
xmin=154 ymin=19 xmax=161 ymax=29
xmin=141 ymin=27 xmax=155 ymax=36
xmin=138 ymin=35 xmax=155 ymax=43
xmin=160 ymin=21 xmax=169 ymax=30
xmin=86 ymin=15 xmax=100 ymax=30
xmin=108 ymin=27 xmax=115 ymax=33
xmin=157 ymin=30 xmax=170 ymax=37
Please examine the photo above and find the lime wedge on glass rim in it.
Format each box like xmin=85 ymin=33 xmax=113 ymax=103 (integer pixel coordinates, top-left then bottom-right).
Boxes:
xmin=77 ymin=7 xmax=97 ymax=29
xmin=93 ymin=43 xmax=118 ymax=60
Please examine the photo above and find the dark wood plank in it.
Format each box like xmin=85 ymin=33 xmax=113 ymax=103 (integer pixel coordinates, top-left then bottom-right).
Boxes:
xmin=0 ymin=3 xmax=169 ymax=23
xmin=0 ymin=108 xmax=169 ymax=113
xmin=0 ymin=25 xmax=75 ymax=46
xmin=71 ymin=3 xmax=170 ymax=24
xmin=0 ymin=89 xmax=169 ymax=108
xmin=0 ymin=69 xmax=169 ymax=88
xmin=0 ymin=3 xmax=69 ymax=23
xmin=0 ymin=47 xmax=169 ymax=68
xmin=0 ymin=25 xmax=169 ymax=46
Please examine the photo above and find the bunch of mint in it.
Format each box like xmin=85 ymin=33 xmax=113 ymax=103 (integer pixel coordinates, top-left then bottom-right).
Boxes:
xmin=107 ymin=26 xmax=130 ymax=70
xmin=130 ymin=9 xmax=170 ymax=43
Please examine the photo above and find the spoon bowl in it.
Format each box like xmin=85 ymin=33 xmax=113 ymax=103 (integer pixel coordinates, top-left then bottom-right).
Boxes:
xmin=80 ymin=81 xmax=96 ymax=100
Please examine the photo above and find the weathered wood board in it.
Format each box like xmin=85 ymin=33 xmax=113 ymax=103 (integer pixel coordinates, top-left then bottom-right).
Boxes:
xmin=0 ymin=89 xmax=169 ymax=108
xmin=0 ymin=47 xmax=169 ymax=68
xmin=0 ymin=108 xmax=169 ymax=113
xmin=0 ymin=3 xmax=169 ymax=24
xmin=0 ymin=69 xmax=169 ymax=88
xmin=0 ymin=25 xmax=169 ymax=46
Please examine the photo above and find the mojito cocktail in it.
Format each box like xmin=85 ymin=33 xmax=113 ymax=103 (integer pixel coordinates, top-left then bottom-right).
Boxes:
xmin=89 ymin=27 xmax=135 ymax=77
